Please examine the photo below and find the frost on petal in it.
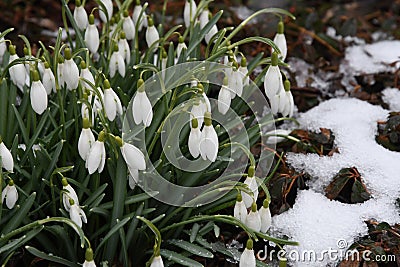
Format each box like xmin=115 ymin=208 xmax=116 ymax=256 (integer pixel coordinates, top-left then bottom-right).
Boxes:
xmin=30 ymin=81 xmax=48 ymax=115
xmin=122 ymin=143 xmax=146 ymax=170
xmin=188 ymin=127 xmax=201 ymax=158
xmin=0 ymin=142 xmax=14 ymax=172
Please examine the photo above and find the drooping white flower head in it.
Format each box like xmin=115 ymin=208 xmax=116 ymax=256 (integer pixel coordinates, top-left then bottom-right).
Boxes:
xmin=63 ymin=47 xmax=80 ymax=91
xmin=132 ymin=79 xmax=153 ymax=127
xmin=233 ymin=194 xmax=247 ymax=223
xmin=265 ymin=129 xmax=292 ymax=145
xmin=241 ymin=166 xmax=258 ymax=208
xmin=150 ymin=255 xmax=164 ymax=267
xmin=85 ymin=14 xmax=100 ymax=54
xmin=0 ymin=35 xmax=6 ymax=63
xmin=103 ymin=80 xmax=123 ymax=121
xmin=0 ymin=137 xmax=13 ymax=172
xmin=205 ymin=24 xmax=218 ymax=44
xmin=23 ymin=48 xmax=31 ymax=86
xmin=272 ymin=21 xmax=287 ymax=61
xmin=228 ymin=63 xmax=243 ymax=98
xmin=188 ymin=118 xmax=202 ymax=158
xmin=98 ymin=0 xmax=113 ymax=23
xmin=238 ymin=57 xmax=249 ymax=87
xmin=122 ymin=10 xmax=135 ymax=41
xmin=116 ymin=136 xmax=146 ymax=172
xmin=176 ymin=36 xmax=187 ymax=62
xmin=118 ymin=32 xmax=131 ymax=65
xmin=200 ymin=9 xmax=218 ymax=44
xmin=109 ymin=44 xmax=126 ymax=78
xmin=239 ymin=239 xmax=256 ymax=267
xmin=218 ymin=76 xmax=232 ymax=115
xmin=42 ymin=62 xmax=56 ymax=94
xmin=259 ymin=199 xmax=272 ymax=233
xmin=80 ymin=61 xmax=95 ymax=90
xmin=132 ymin=0 xmax=147 ymax=32
xmin=61 ymin=178 xmax=79 ymax=212
xmin=74 ymin=0 xmax=88 ymax=31
xmin=199 ymin=112 xmax=219 ymax=162
xmin=160 ymin=49 xmax=168 ymax=80
xmin=8 ymin=45 xmax=26 ymax=92
xmin=1 ymin=180 xmax=18 ymax=209
xmin=128 ymin=166 xmax=138 ymax=190
xmin=69 ymin=199 xmax=87 ymax=228
xmin=78 ymin=118 xmax=95 ymax=161
xmin=183 ymin=0 xmax=197 ymax=28
xmin=245 ymin=202 xmax=261 ymax=232
xmin=146 ymin=17 xmax=159 ymax=51
xmin=30 ymin=70 xmax=48 ymax=115
xmin=82 ymin=248 xmax=96 ymax=267
xmin=264 ymin=52 xmax=283 ymax=100
xmin=57 ymin=56 xmax=65 ymax=88
xmin=280 ymin=80 xmax=294 ymax=117
xmin=86 ymin=131 xmax=106 ymax=174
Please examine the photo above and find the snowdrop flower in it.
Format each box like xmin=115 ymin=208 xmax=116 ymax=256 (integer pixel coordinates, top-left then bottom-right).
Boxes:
xmin=103 ymin=80 xmax=123 ymax=121
xmin=199 ymin=112 xmax=218 ymax=162
xmin=190 ymin=100 xmax=204 ymax=128
xmin=218 ymin=76 xmax=231 ymax=115
xmin=23 ymin=47 xmax=31 ymax=86
xmin=132 ymin=0 xmax=147 ymax=32
xmin=259 ymin=199 xmax=272 ymax=233
xmin=86 ymin=131 xmax=106 ymax=174
xmin=188 ymin=118 xmax=201 ymax=158
xmin=200 ymin=9 xmax=218 ymax=44
xmin=8 ymin=44 xmax=26 ymax=92
xmin=272 ymin=21 xmax=287 ymax=61
xmin=82 ymin=247 xmax=96 ymax=267
xmin=118 ymin=32 xmax=131 ymax=64
xmin=116 ymin=136 xmax=146 ymax=173
xmin=160 ymin=49 xmax=167 ymax=80
xmin=245 ymin=202 xmax=261 ymax=232
xmin=80 ymin=61 xmax=95 ymax=90
xmin=42 ymin=62 xmax=56 ymax=94
xmin=30 ymin=70 xmax=48 ymax=115
xmin=109 ymin=44 xmax=125 ymax=78
xmin=239 ymin=239 xmax=256 ymax=267
xmin=183 ymin=0 xmax=197 ymax=28
xmin=280 ymin=80 xmax=294 ymax=117
xmin=0 ymin=34 xmax=6 ymax=63
xmin=69 ymin=198 xmax=87 ymax=228
xmin=150 ymin=255 xmax=164 ymax=267
xmin=1 ymin=180 xmax=18 ymax=209
xmin=146 ymin=17 xmax=159 ymax=51
xmin=98 ymin=0 xmax=113 ymax=22
xmin=122 ymin=10 xmax=135 ymax=41
xmin=241 ymin=166 xmax=258 ymax=208
xmin=85 ymin=14 xmax=100 ymax=54
xmin=233 ymin=193 xmax=247 ymax=223
xmin=176 ymin=36 xmax=187 ymax=62
xmin=265 ymin=129 xmax=292 ymax=145
xmin=63 ymin=47 xmax=79 ymax=90
xmin=239 ymin=57 xmax=249 ymax=87
xmin=132 ymin=79 xmax=153 ymax=127
xmin=61 ymin=178 xmax=79 ymax=212
xmin=0 ymin=137 xmax=13 ymax=172
xmin=128 ymin=166 xmax=138 ymax=190
xmin=78 ymin=118 xmax=95 ymax=161
xmin=264 ymin=52 xmax=283 ymax=100
xmin=228 ymin=63 xmax=243 ymax=98
xmin=74 ymin=0 xmax=88 ymax=31
xmin=57 ymin=56 xmax=65 ymax=88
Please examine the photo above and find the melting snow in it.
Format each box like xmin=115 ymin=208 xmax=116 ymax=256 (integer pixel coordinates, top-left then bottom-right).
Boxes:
xmin=271 ymin=98 xmax=400 ymax=267
xmin=382 ymin=88 xmax=400 ymax=111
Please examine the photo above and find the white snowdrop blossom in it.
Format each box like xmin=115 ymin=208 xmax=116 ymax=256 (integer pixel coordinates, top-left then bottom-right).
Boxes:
xmin=128 ymin=166 xmax=138 ymax=190
xmin=228 ymin=65 xmax=243 ymax=98
xmin=272 ymin=21 xmax=287 ymax=61
xmin=85 ymin=14 xmax=100 ymax=54
xmin=146 ymin=18 xmax=159 ymax=51
xmin=264 ymin=52 xmax=283 ymax=100
xmin=118 ymin=32 xmax=131 ymax=64
xmin=0 ymin=35 xmax=6 ymax=63
xmin=61 ymin=178 xmax=79 ymax=212
xmin=241 ymin=166 xmax=258 ymax=208
xmin=1 ymin=180 xmax=18 ymax=209
xmin=239 ymin=239 xmax=256 ymax=267
xmin=63 ymin=48 xmax=79 ymax=90
xmin=103 ymin=80 xmax=123 ymax=121
xmin=259 ymin=199 xmax=272 ymax=233
xmin=57 ymin=56 xmax=65 ymax=88
xmin=30 ymin=70 xmax=48 ymax=115
xmin=74 ymin=0 xmax=88 ymax=31
xmin=200 ymin=9 xmax=218 ymax=44
xmin=279 ymin=80 xmax=294 ymax=117
xmin=117 ymin=137 xmax=146 ymax=179
xmin=98 ymin=0 xmax=113 ymax=22
xmin=42 ymin=62 xmax=56 ymax=94
xmin=132 ymin=0 xmax=147 ymax=32
xmin=8 ymin=45 xmax=26 ymax=92
xmin=265 ymin=129 xmax=292 ymax=145
xmin=82 ymin=248 xmax=96 ymax=267
xmin=86 ymin=131 xmax=106 ymax=174
xmin=109 ymin=44 xmax=125 ymax=78
xmin=78 ymin=118 xmax=95 ymax=161
xmin=199 ymin=112 xmax=218 ymax=162
xmin=188 ymin=118 xmax=201 ymax=158
xmin=132 ymin=79 xmax=153 ymax=127
xmin=239 ymin=57 xmax=249 ymax=86
xmin=176 ymin=36 xmax=187 ymax=61
xmin=122 ymin=10 xmax=135 ymax=40
xmin=218 ymin=76 xmax=232 ymax=115
xmin=150 ymin=256 xmax=164 ymax=267
xmin=183 ymin=0 xmax=197 ymax=28
xmin=0 ymin=138 xmax=13 ymax=172
xmin=233 ymin=194 xmax=247 ymax=223
xmin=69 ymin=199 xmax=87 ymax=228
xmin=245 ymin=202 xmax=261 ymax=232
xmin=79 ymin=62 xmax=95 ymax=90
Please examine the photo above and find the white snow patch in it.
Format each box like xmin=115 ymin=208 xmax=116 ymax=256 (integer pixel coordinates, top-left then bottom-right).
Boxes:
xmin=382 ymin=88 xmax=400 ymax=111
xmin=271 ymin=98 xmax=400 ymax=267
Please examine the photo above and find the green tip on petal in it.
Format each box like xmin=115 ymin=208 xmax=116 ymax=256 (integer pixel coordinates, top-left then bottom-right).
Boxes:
xmin=136 ymin=0 xmax=140 ymax=5
xmin=82 ymin=117 xmax=91 ymax=129
xmin=271 ymin=52 xmax=278 ymax=66
xmin=69 ymin=198 xmax=75 ymax=205
xmin=8 ymin=179 xmax=14 ymax=186
xmin=251 ymin=202 xmax=257 ymax=212
xmin=279 ymin=257 xmax=288 ymax=267
xmin=204 ymin=112 xmax=212 ymax=126
xmin=98 ymin=130 xmax=106 ymax=142
xmin=284 ymin=79 xmax=291 ymax=92
xmin=248 ymin=165 xmax=255 ymax=177
xmin=197 ymin=82 xmax=204 ymax=91
xmin=32 ymin=70 xmax=40 ymax=82
xmin=80 ymin=61 xmax=87 ymax=69
xmin=191 ymin=118 xmax=198 ymax=128
xmin=178 ymin=36 xmax=184 ymax=43
xmin=85 ymin=247 xmax=94 ymax=261
xmin=0 ymin=135 xmax=3 ymax=143
xmin=64 ymin=47 xmax=72 ymax=60
xmin=113 ymin=43 xmax=119 ymax=52
xmin=120 ymin=31 xmax=126 ymax=39
xmin=9 ymin=45 xmax=16 ymax=55
xmin=44 ymin=61 xmax=50 ymax=69
xmin=241 ymin=57 xmax=247 ymax=67
xmin=236 ymin=193 xmax=242 ymax=202
xmin=75 ymin=0 xmax=82 ymax=7
xmin=61 ymin=177 xmax=68 ymax=186
xmin=137 ymin=79 xmax=145 ymax=92
xmin=162 ymin=49 xmax=167 ymax=59
xmin=82 ymin=92 xmax=88 ymax=100
xmin=104 ymin=79 xmax=111 ymax=89
xmin=115 ymin=136 xmax=123 ymax=147
xmin=89 ymin=14 xmax=95 ymax=25
xmin=223 ymin=75 xmax=228 ymax=86
xmin=263 ymin=198 xmax=270 ymax=208
xmin=23 ymin=46 xmax=28 ymax=55
xmin=147 ymin=17 xmax=154 ymax=27
xmin=277 ymin=21 xmax=284 ymax=34
xmin=123 ymin=10 xmax=129 ymax=17
xmin=58 ymin=55 xmax=65 ymax=64
xmin=246 ymin=239 xmax=253 ymax=250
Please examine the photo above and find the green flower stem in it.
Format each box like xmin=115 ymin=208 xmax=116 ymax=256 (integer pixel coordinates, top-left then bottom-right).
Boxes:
xmin=137 ymin=216 xmax=162 ymax=256
xmin=222 ymin=142 xmax=255 ymax=167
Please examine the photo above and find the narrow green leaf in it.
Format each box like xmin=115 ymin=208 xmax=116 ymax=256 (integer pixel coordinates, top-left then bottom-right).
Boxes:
xmin=2 ymin=192 xmax=36 ymax=234
xmin=168 ymin=239 xmax=214 ymax=258
xmin=25 ymin=246 xmax=79 ymax=267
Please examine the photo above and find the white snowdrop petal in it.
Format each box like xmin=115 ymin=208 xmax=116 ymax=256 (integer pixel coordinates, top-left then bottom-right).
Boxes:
xmin=42 ymin=69 xmax=56 ymax=95
xmin=85 ymin=25 xmax=100 ymax=54
xmin=0 ymin=143 xmax=14 ymax=172
xmin=109 ymin=53 xmax=117 ymax=78
xmin=30 ymin=81 xmax=48 ymax=115
xmin=74 ymin=6 xmax=88 ymax=30
xmin=97 ymin=143 xmax=106 ymax=173
xmin=218 ymin=86 xmax=231 ymax=115
xmin=264 ymin=66 xmax=283 ymax=99
xmin=64 ymin=59 xmax=80 ymax=90
xmin=150 ymin=256 xmax=164 ymax=267
xmin=239 ymin=248 xmax=256 ymax=267
xmin=265 ymin=129 xmax=291 ymax=145
xmin=241 ymin=177 xmax=258 ymax=208
xmin=259 ymin=206 xmax=272 ymax=233
xmin=146 ymin=26 xmax=159 ymax=50
xmin=122 ymin=143 xmax=146 ymax=170
xmin=4 ymin=185 xmax=18 ymax=209
xmin=128 ymin=167 xmax=139 ymax=190
xmin=183 ymin=0 xmax=197 ymax=28
xmin=234 ymin=200 xmax=247 ymax=223
xmin=245 ymin=210 xmax=261 ymax=232
xmin=270 ymin=94 xmax=280 ymax=116
xmin=273 ymin=33 xmax=287 ymax=61
xmin=99 ymin=0 xmax=113 ymax=22
xmin=78 ymin=128 xmax=95 ymax=160
xmin=104 ymin=89 xmax=117 ymax=121
xmin=188 ymin=127 xmax=201 ymax=158
xmin=87 ymin=141 xmax=103 ymax=174
xmin=70 ymin=204 xmax=82 ymax=227
xmin=123 ymin=17 xmax=135 ymax=40
xmin=140 ymin=92 xmax=153 ymax=127
xmin=117 ymin=54 xmax=126 ymax=77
